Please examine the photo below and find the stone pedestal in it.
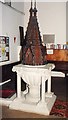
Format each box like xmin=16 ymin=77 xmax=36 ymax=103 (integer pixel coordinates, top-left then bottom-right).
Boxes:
xmin=9 ymin=63 xmax=56 ymax=115
xmin=26 ymin=85 xmax=41 ymax=103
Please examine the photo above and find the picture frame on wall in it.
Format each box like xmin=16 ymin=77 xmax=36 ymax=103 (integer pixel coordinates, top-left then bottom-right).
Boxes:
xmin=43 ymin=34 xmax=55 ymax=44
xmin=0 ymin=36 xmax=9 ymax=62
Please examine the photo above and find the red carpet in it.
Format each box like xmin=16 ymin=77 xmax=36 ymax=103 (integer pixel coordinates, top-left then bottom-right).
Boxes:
xmin=0 ymin=90 xmax=68 ymax=118
xmin=50 ymin=99 xmax=68 ymax=118
xmin=0 ymin=89 xmax=15 ymax=98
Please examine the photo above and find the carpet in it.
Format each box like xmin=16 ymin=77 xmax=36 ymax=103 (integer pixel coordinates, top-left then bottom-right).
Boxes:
xmin=0 ymin=89 xmax=15 ymax=98
xmin=50 ymin=99 xmax=68 ymax=118
xmin=0 ymin=90 xmax=68 ymax=118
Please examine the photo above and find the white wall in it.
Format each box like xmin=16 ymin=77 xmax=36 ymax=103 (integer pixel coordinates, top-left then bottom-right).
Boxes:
xmin=24 ymin=2 xmax=66 ymax=44
xmin=11 ymin=2 xmax=24 ymax=13
xmin=0 ymin=2 xmax=24 ymax=63
xmin=0 ymin=2 xmax=2 ymax=35
xmin=66 ymin=1 xmax=68 ymax=42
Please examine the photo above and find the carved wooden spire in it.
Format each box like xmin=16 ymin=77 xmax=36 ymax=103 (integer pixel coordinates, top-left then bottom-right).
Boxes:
xmin=34 ymin=0 xmax=36 ymax=8
xmin=22 ymin=0 xmax=46 ymax=65
xmin=34 ymin=0 xmax=37 ymax=16
xmin=31 ymin=0 xmax=32 ymax=7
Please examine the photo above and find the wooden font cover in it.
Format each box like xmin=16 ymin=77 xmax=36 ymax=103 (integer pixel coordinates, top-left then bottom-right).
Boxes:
xmin=22 ymin=0 xmax=46 ymax=65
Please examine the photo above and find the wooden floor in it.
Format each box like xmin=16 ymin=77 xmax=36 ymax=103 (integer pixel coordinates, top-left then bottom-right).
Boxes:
xmin=0 ymin=77 xmax=67 ymax=119
xmin=1 ymin=105 xmax=61 ymax=119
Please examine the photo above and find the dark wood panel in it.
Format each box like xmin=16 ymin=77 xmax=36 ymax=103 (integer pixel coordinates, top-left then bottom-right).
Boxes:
xmin=46 ymin=49 xmax=68 ymax=61
xmin=47 ymin=61 xmax=68 ymax=72
xmin=0 ymin=61 xmax=21 ymax=91
xmin=0 ymin=66 xmax=2 ymax=82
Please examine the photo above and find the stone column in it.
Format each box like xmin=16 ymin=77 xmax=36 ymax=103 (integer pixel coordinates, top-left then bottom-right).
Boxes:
xmin=46 ymin=68 xmax=53 ymax=97
xmin=48 ymin=71 xmax=51 ymax=93
xmin=17 ymin=74 xmax=21 ymax=98
xmin=41 ymin=77 xmax=46 ymax=102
